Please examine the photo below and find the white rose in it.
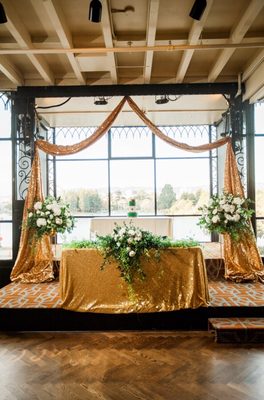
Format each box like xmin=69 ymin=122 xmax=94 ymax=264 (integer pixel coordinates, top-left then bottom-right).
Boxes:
xmin=233 ymin=197 xmax=243 ymax=205
xmin=212 ymin=215 xmax=220 ymax=223
xmin=212 ymin=208 xmax=218 ymax=215
xmin=34 ymin=201 xmax=42 ymax=210
xmin=229 ymin=205 xmax=235 ymax=214
xmin=46 ymin=204 xmax=52 ymax=210
xmin=28 ymin=212 xmax=33 ymax=218
xmin=233 ymin=214 xmax=240 ymax=222
xmin=127 ymin=237 xmax=133 ymax=244
xmin=66 ymin=220 xmax=72 ymax=227
xmin=225 ymin=213 xmax=232 ymax=221
xmin=53 ymin=207 xmax=61 ymax=216
xmin=119 ymin=228 xmax=126 ymax=235
xmin=129 ymin=250 xmax=136 ymax=257
xmin=49 ymin=214 xmax=54 ymax=219
xmin=128 ymin=229 xmax=136 ymax=236
xmin=55 ymin=217 xmax=62 ymax=225
xmin=45 ymin=211 xmax=50 ymax=215
xmin=36 ymin=218 xmax=46 ymax=227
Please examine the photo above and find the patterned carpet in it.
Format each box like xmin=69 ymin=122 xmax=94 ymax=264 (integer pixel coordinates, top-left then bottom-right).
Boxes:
xmin=0 ymin=279 xmax=263 ymax=309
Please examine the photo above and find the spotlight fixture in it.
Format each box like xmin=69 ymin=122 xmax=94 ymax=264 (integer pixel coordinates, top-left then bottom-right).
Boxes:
xmin=155 ymin=95 xmax=169 ymax=105
xmin=94 ymin=96 xmax=108 ymax=105
xmin=0 ymin=2 xmax=7 ymax=24
xmin=189 ymin=0 xmax=207 ymax=21
xmin=88 ymin=0 xmax=102 ymax=23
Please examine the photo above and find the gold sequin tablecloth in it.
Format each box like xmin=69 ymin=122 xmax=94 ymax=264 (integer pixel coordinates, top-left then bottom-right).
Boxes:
xmin=59 ymin=247 xmax=210 ymax=313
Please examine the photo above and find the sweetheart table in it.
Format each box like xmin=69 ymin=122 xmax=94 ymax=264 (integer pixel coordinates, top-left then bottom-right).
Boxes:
xmin=59 ymin=247 xmax=209 ymax=313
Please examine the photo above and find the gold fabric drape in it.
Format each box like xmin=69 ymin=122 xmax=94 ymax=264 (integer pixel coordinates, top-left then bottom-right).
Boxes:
xmin=60 ymin=247 xmax=209 ymax=313
xmin=11 ymin=95 xmax=264 ymax=284
xmin=10 ymin=149 xmax=54 ymax=283
xmin=223 ymin=142 xmax=264 ymax=283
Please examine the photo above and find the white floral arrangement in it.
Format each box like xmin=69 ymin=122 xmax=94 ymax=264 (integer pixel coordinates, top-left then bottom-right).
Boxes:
xmin=27 ymin=196 xmax=75 ymax=239
xmin=96 ymin=222 xmax=170 ymax=284
xmin=198 ymin=192 xmax=254 ymax=240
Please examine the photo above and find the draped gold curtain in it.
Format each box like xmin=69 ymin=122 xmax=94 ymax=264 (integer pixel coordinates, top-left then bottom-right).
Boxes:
xmin=10 ymin=96 xmax=264 ymax=283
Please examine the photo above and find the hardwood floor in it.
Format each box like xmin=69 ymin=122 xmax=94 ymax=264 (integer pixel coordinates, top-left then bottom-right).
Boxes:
xmin=0 ymin=331 xmax=263 ymax=400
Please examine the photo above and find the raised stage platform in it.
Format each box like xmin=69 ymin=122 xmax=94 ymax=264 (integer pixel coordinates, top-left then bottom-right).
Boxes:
xmin=0 ymin=243 xmax=263 ymax=332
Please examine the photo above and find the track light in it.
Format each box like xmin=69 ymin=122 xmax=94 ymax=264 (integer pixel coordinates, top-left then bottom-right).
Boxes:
xmin=155 ymin=95 xmax=169 ymax=105
xmin=94 ymin=97 xmax=108 ymax=105
xmin=88 ymin=0 xmax=102 ymax=23
xmin=189 ymin=0 xmax=207 ymax=21
xmin=0 ymin=2 xmax=7 ymax=24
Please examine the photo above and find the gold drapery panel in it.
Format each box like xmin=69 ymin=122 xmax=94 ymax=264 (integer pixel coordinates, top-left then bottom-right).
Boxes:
xmin=36 ymin=96 xmax=127 ymax=155
xmin=10 ymin=149 xmax=54 ymax=283
xmin=10 ymin=96 xmax=263 ymax=284
xmin=223 ymin=142 xmax=264 ymax=283
xmin=126 ymin=96 xmax=230 ymax=152
xmin=60 ymin=247 xmax=210 ymax=313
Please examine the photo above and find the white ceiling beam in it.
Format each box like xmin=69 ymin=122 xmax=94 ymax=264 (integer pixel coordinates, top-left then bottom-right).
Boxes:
xmin=41 ymin=0 xmax=85 ymax=84
xmin=176 ymin=0 xmax=214 ymax=83
xmin=208 ymin=0 xmax=264 ymax=82
xmin=101 ymin=0 xmax=117 ymax=84
xmin=0 ymin=55 xmax=23 ymax=85
xmin=144 ymin=0 xmax=160 ymax=84
xmin=1 ymin=0 xmax=54 ymax=85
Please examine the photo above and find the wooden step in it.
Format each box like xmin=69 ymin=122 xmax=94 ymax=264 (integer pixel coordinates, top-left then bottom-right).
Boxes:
xmin=208 ymin=317 xmax=264 ymax=343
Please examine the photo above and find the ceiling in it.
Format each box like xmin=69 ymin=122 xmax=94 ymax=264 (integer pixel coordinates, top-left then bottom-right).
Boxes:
xmin=1 ymin=0 xmax=264 ymax=125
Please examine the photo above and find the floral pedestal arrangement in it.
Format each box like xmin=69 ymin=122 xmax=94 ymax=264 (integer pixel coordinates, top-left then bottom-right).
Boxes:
xmin=127 ymin=198 xmax=137 ymax=217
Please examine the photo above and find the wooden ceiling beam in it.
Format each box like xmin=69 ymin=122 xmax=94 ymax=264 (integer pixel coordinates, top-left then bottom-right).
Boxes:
xmin=41 ymin=0 xmax=85 ymax=84
xmin=1 ymin=0 xmax=54 ymax=85
xmin=208 ymin=0 xmax=264 ymax=82
xmin=101 ymin=0 xmax=117 ymax=84
xmin=176 ymin=0 xmax=214 ymax=83
xmin=0 ymin=55 xmax=23 ymax=85
xmin=242 ymin=49 xmax=264 ymax=81
xmin=144 ymin=0 xmax=160 ymax=84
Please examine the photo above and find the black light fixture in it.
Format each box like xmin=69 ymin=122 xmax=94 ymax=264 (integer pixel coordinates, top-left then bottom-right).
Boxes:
xmin=0 ymin=2 xmax=7 ymax=24
xmin=155 ymin=95 xmax=169 ymax=105
xmin=94 ymin=96 xmax=108 ymax=105
xmin=88 ymin=0 xmax=102 ymax=23
xmin=155 ymin=95 xmax=181 ymax=105
xmin=189 ymin=0 xmax=207 ymax=21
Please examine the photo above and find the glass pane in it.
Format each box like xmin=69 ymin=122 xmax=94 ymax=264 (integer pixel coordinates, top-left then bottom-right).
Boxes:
xmin=256 ymin=219 xmax=264 ymax=256
xmin=57 ymin=218 xmax=91 ymax=244
xmin=55 ymin=127 xmax=108 ymax=159
xmin=255 ymin=103 xmax=264 ymax=134
xmin=0 ymin=96 xmax=11 ymax=138
xmin=255 ymin=137 xmax=264 ymax=216
xmin=156 ymin=159 xmax=210 ymax=215
xmin=155 ymin=126 xmax=210 ymax=158
xmin=0 ymin=223 xmax=12 ymax=259
xmin=111 ymin=127 xmax=153 ymax=157
xmin=110 ymin=160 xmax=155 ymax=215
xmin=0 ymin=141 xmax=12 ymax=219
xmin=172 ymin=216 xmax=210 ymax=242
xmin=56 ymin=160 xmax=108 ymax=216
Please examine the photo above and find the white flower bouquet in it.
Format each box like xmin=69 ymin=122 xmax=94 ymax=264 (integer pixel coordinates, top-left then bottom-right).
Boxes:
xmin=198 ymin=192 xmax=254 ymax=240
xmin=27 ymin=196 xmax=75 ymax=239
xmin=96 ymin=222 xmax=170 ymax=284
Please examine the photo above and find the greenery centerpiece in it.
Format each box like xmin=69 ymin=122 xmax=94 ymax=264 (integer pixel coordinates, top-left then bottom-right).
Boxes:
xmin=198 ymin=192 xmax=254 ymax=241
xmin=26 ymin=196 xmax=75 ymax=239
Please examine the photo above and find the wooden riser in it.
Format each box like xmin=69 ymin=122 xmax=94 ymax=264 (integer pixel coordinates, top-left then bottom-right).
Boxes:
xmin=209 ymin=317 xmax=264 ymax=343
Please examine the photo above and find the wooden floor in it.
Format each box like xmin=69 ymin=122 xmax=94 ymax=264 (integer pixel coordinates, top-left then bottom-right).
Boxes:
xmin=0 ymin=331 xmax=263 ymax=400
